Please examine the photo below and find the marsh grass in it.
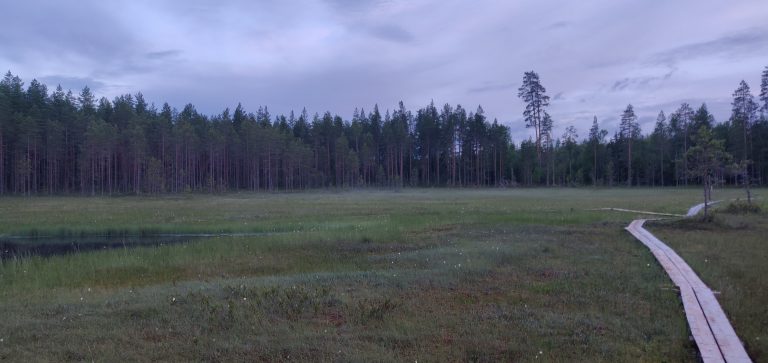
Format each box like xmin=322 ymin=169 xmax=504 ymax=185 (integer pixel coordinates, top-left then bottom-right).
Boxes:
xmin=0 ymin=188 xmax=736 ymax=237
xmin=0 ymin=188 xmax=760 ymax=361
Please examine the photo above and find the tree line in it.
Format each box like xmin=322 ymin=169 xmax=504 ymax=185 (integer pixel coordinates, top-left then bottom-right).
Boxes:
xmin=0 ymin=67 xmax=767 ymax=195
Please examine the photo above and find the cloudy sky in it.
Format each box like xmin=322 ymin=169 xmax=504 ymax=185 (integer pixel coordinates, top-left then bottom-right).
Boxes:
xmin=2 ymin=0 xmax=767 ymax=142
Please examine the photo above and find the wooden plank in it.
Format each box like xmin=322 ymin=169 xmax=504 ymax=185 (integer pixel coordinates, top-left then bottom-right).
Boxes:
xmin=680 ymin=284 xmax=727 ymax=363
xmin=591 ymin=208 xmax=685 ymax=217
xmin=686 ymin=201 xmax=722 ymax=217
xmin=626 ymin=221 xmax=725 ymax=363
xmin=632 ymin=221 xmax=750 ymax=362
xmin=626 ymin=218 xmax=752 ymax=362
xmin=695 ymin=289 xmax=752 ymax=363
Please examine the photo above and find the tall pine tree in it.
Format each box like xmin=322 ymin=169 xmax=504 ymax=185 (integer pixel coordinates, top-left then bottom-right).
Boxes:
xmin=731 ymin=80 xmax=758 ymax=202
xmin=651 ymin=111 xmax=669 ymax=186
xmin=588 ymin=116 xmax=607 ymax=186
xmin=619 ymin=104 xmax=640 ymax=186
xmin=760 ymin=66 xmax=768 ymax=116
xmin=517 ymin=71 xmax=550 ymax=165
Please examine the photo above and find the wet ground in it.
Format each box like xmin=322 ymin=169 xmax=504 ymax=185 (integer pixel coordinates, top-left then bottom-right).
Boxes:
xmin=0 ymin=235 xmax=203 ymax=260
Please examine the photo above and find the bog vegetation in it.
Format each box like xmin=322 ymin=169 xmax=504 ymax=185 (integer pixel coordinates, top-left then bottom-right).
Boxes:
xmin=0 ymin=189 xmax=765 ymax=361
xmin=1 ymin=66 xmax=767 ymax=194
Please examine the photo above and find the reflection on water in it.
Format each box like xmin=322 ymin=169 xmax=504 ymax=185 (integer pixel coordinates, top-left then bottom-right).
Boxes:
xmin=0 ymin=235 xmax=203 ymax=260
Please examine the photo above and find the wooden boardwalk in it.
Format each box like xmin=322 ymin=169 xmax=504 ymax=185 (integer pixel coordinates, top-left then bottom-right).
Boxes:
xmin=625 ymin=203 xmax=751 ymax=362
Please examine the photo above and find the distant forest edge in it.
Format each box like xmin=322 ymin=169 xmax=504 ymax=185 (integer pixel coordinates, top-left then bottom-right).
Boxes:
xmin=0 ymin=67 xmax=767 ymax=195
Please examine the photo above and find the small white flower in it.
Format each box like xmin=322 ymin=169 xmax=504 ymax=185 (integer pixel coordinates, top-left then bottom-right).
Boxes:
xmin=243 ymin=297 xmax=247 ymax=301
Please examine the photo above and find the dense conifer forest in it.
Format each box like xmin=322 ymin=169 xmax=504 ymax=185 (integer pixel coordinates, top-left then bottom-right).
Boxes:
xmin=0 ymin=67 xmax=767 ymax=195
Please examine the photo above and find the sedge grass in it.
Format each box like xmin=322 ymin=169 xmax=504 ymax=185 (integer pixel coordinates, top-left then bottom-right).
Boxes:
xmin=0 ymin=187 xmax=762 ymax=361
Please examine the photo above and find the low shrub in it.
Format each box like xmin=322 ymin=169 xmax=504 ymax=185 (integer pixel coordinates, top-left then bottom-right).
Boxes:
xmin=722 ymin=201 xmax=762 ymax=214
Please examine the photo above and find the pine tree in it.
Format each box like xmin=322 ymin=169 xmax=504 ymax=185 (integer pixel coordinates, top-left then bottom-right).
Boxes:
xmin=588 ymin=116 xmax=608 ymax=186
xmin=674 ymin=103 xmax=694 ymax=186
xmin=651 ymin=111 xmax=668 ymax=186
xmin=731 ymin=80 xmax=758 ymax=203
xmin=686 ymin=126 xmax=730 ymax=216
xmin=619 ymin=104 xmax=640 ymax=186
xmin=541 ymin=112 xmax=554 ymax=185
xmin=135 ymin=92 xmax=148 ymax=115
xmin=691 ymin=103 xmax=714 ymax=132
xmin=561 ymin=125 xmax=578 ymax=184
xmin=232 ymin=103 xmax=246 ymax=132
xmin=78 ymin=86 xmax=96 ymax=116
xmin=0 ymin=79 xmax=9 ymax=194
xmin=760 ymin=66 xmax=768 ymax=116
xmin=517 ymin=71 xmax=550 ymax=164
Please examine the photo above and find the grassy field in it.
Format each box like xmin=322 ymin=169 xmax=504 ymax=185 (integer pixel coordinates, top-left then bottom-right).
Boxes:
xmin=0 ymin=188 xmax=763 ymax=361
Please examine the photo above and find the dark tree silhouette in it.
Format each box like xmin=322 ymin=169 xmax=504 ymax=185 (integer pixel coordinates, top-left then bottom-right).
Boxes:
xmin=1 ymin=68 xmax=768 ymax=194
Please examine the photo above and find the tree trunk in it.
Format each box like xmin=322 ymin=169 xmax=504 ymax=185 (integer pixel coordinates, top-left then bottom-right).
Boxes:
xmin=659 ymin=143 xmax=664 ymax=186
xmin=627 ymin=140 xmax=632 ymax=187
xmin=703 ymin=179 xmax=708 ymax=217
xmin=743 ymin=122 xmax=752 ymax=203
xmin=593 ymin=144 xmax=597 ymax=186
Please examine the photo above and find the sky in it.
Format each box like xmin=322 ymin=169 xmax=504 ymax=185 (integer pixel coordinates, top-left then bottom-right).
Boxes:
xmin=1 ymin=0 xmax=767 ymax=142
